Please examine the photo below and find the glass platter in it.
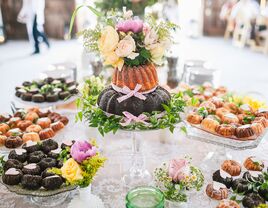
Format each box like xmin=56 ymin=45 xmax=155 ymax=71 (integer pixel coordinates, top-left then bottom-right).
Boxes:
xmin=184 ymin=121 xmax=268 ymax=150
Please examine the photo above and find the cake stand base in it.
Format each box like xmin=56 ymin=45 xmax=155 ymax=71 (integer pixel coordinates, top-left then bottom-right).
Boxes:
xmin=29 ymin=192 xmax=70 ymax=207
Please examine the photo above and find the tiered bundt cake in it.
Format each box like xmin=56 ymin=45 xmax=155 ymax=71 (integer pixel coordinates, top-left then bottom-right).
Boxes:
xmin=98 ymin=64 xmax=171 ymax=116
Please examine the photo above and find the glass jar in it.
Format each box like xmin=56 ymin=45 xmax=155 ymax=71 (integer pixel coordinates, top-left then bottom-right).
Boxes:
xmin=126 ymin=186 xmax=164 ymax=208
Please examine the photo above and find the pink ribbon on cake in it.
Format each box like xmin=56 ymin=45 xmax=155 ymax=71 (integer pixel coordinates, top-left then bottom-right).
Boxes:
xmin=112 ymin=84 xmax=146 ymax=103
xmin=120 ymin=111 xmax=149 ymax=126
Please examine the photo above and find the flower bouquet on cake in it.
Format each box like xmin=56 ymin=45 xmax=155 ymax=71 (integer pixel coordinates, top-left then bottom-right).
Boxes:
xmin=73 ymin=7 xmax=186 ymax=135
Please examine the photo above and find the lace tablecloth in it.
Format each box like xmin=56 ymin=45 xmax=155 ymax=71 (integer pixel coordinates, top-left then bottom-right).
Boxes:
xmin=1 ymin=111 xmax=268 ymax=208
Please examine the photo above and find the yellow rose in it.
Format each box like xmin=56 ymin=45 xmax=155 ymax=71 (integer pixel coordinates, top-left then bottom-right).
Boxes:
xmin=104 ymin=51 xmax=124 ymax=71
xmin=99 ymin=26 xmax=119 ymax=54
xmin=61 ymin=158 xmax=83 ymax=183
xmin=150 ymin=43 xmax=165 ymax=65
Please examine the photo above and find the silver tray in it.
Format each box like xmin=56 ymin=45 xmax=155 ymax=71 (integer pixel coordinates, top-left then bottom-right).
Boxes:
xmin=185 ymin=121 xmax=268 ymax=150
xmin=0 ymin=177 xmax=77 ymax=197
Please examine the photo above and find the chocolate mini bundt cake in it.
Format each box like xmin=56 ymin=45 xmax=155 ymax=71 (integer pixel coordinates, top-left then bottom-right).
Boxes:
xmin=4 ymin=159 xmax=23 ymax=171
xmin=242 ymin=193 xmax=265 ymax=208
xmin=232 ymin=178 xmax=252 ymax=194
xmin=8 ymin=149 xmax=27 ymax=163
xmin=22 ymin=163 xmax=41 ymax=175
xmin=22 ymin=141 xmax=40 ymax=153
xmin=243 ymin=171 xmax=264 ymax=183
xmin=47 ymin=148 xmax=61 ymax=159
xmin=41 ymin=139 xmax=58 ymax=153
xmin=42 ymin=175 xmax=63 ymax=190
xmin=2 ymin=168 xmax=23 ymax=185
xmin=21 ymin=174 xmax=42 ymax=190
xmin=28 ymin=151 xmax=46 ymax=163
xmin=41 ymin=168 xmax=56 ymax=178
xmin=38 ymin=158 xmax=57 ymax=171
xmin=5 ymin=136 xmax=23 ymax=148
xmin=61 ymin=140 xmax=75 ymax=149
xmin=213 ymin=170 xmax=233 ymax=189
xmin=97 ymin=86 xmax=171 ymax=116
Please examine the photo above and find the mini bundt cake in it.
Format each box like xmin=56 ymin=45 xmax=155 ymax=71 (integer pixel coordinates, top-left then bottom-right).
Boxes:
xmin=243 ymin=171 xmax=264 ymax=183
xmin=206 ymin=182 xmax=228 ymax=200
xmin=221 ymin=160 xmax=241 ymax=176
xmin=213 ymin=169 xmax=233 ymax=189
xmin=42 ymin=175 xmax=63 ymax=190
xmin=38 ymin=158 xmax=57 ymax=171
xmin=39 ymin=128 xmax=55 ymax=140
xmin=22 ymin=141 xmax=40 ymax=153
xmin=112 ymin=63 xmax=158 ymax=92
xmin=242 ymin=193 xmax=265 ymax=208
xmin=8 ymin=149 xmax=27 ymax=163
xmin=98 ymin=86 xmax=171 ymax=116
xmin=216 ymin=200 xmax=240 ymax=208
xmin=61 ymin=140 xmax=75 ymax=149
xmin=235 ymin=125 xmax=255 ymax=139
xmin=5 ymin=136 xmax=23 ymax=148
xmin=56 ymin=116 xmax=69 ymax=126
xmin=244 ymin=157 xmax=264 ymax=171
xmin=24 ymin=111 xmax=39 ymax=122
xmin=41 ymin=139 xmax=58 ymax=153
xmin=232 ymin=178 xmax=252 ymax=194
xmin=21 ymin=174 xmax=42 ymax=190
xmin=22 ymin=132 xmax=40 ymax=143
xmin=41 ymin=168 xmax=56 ymax=178
xmin=28 ymin=151 xmax=46 ymax=163
xmin=47 ymin=148 xmax=61 ymax=159
xmin=17 ymin=120 xmax=32 ymax=131
xmin=258 ymin=186 xmax=268 ymax=201
xmin=8 ymin=117 xmax=22 ymax=128
xmin=199 ymin=101 xmax=216 ymax=114
xmin=201 ymin=118 xmax=220 ymax=133
xmin=216 ymin=124 xmax=236 ymax=137
xmin=223 ymin=103 xmax=239 ymax=114
xmin=209 ymin=97 xmax=224 ymax=108
xmin=221 ymin=113 xmax=239 ymax=124
xmin=50 ymin=121 xmax=65 ymax=132
xmin=26 ymin=124 xmax=42 ymax=133
xmin=4 ymin=159 xmax=23 ymax=171
xmin=256 ymin=110 xmax=268 ymax=119
xmin=186 ymin=112 xmax=203 ymax=124
xmin=36 ymin=118 xmax=51 ymax=129
xmin=251 ymin=123 xmax=264 ymax=135
xmin=0 ymin=123 xmax=10 ymax=134
xmin=22 ymin=163 xmax=41 ymax=175
xmin=253 ymin=117 xmax=268 ymax=128
xmin=6 ymin=128 xmax=23 ymax=137
xmin=216 ymin=108 xmax=230 ymax=120
xmin=0 ymin=135 xmax=7 ymax=146
xmin=2 ymin=168 xmax=23 ymax=185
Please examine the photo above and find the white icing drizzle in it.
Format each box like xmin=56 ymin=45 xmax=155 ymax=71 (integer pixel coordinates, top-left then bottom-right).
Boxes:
xmin=24 ymin=163 xmax=37 ymax=169
xmin=15 ymin=149 xmax=26 ymax=155
xmin=225 ymin=113 xmax=237 ymax=119
xmin=220 ymin=169 xmax=232 ymax=179
xmin=213 ymin=181 xmax=226 ymax=191
xmin=5 ymin=168 xmax=20 ymax=175
xmin=63 ymin=141 xmax=73 ymax=146
xmin=47 ymin=175 xmax=60 ymax=179
xmin=51 ymin=148 xmax=61 ymax=154
xmin=240 ymin=104 xmax=251 ymax=111
xmin=249 ymin=171 xmax=261 ymax=178
xmin=25 ymin=140 xmax=37 ymax=147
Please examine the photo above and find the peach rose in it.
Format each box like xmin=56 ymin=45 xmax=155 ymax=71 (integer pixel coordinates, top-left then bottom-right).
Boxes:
xmin=98 ymin=26 xmax=119 ymax=54
xmin=115 ymin=35 xmax=138 ymax=60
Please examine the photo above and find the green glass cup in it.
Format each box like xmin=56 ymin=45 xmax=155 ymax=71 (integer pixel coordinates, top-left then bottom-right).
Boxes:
xmin=126 ymin=186 xmax=164 ymax=208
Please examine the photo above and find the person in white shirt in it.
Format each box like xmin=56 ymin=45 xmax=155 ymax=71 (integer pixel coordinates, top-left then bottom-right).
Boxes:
xmin=17 ymin=0 xmax=49 ymax=54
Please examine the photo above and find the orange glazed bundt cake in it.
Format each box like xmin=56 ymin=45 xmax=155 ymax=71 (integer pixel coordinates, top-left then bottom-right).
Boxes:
xmin=112 ymin=63 xmax=158 ymax=92
xmin=244 ymin=157 xmax=264 ymax=171
xmin=221 ymin=160 xmax=241 ymax=176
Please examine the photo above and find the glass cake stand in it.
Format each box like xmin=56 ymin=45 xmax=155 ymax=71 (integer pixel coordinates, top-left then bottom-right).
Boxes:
xmin=184 ymin=121 xmax=268 ymax=171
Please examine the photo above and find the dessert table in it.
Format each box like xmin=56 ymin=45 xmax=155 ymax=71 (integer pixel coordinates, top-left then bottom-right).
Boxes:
xmin=0 ymin=111 xmax=267 ymax=208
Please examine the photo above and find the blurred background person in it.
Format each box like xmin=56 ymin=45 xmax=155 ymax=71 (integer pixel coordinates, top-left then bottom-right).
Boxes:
xmin=17 ymin=0 xmax=49 ymax=55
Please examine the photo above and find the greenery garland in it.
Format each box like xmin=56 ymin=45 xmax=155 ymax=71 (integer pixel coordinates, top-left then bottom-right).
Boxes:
xmin=76 ymin=76 xmax=186 ymax=136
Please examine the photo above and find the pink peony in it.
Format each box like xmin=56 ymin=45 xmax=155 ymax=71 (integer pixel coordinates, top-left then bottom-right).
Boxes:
xmin=168 ymin=159 xmax=190 ymax=182
xmin=116 ymin=19 xmax=143 ymax=33
xmin=70 ymin=141 xmax=97 ymax=163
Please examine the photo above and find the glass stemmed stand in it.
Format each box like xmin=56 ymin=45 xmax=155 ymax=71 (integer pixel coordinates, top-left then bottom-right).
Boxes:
xmin=121 ymin=130 xmax=152 ymax=189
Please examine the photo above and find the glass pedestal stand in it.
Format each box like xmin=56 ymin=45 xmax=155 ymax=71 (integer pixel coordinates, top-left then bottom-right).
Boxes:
xmin=122 ymin=131 xmax=152 ymax=188
xmin=29 ymin=192 xmax=70 ymax=207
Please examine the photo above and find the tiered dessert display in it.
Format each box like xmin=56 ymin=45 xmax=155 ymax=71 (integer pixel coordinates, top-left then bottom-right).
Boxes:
xmin=0 ymin=139 xmax=105 ymax=206
xmin=206 ymin=157 xmax=268 ymax=208
xmin=72 ymin=8 xmax=185 ymax=186
xmin=0 ymin=107 xmax=68 ymax=153
xmin=14 ymin=77 xmax=78 ymax=107
xmin=154 ymin=157 xmax=204 ymax=207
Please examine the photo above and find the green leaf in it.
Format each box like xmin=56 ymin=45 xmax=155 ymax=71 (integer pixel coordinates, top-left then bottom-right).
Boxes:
xmin=180 ymin=126 xmax=187 ymax=134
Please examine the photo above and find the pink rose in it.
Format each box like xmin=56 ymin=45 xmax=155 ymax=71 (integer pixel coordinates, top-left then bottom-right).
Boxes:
xmin=116 ymin=19 xmax=143 ymax=33
xmin=168 ymin=159 xmax=190 ymax=182
xmin=70 ymin=141 xmax=97 ymax=163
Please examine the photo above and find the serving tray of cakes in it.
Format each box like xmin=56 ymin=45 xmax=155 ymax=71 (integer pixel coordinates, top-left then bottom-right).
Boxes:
xmin=0 ymin=139 xmax=105 ymax=198
xmin=206 ymin=156 xmax=268 ymax=208
xmin=0 ymin=107 xmax=69 ymax=154
xmin=182 ymin=84 xmax=268 ymax=150
xmin=14 ymin=77 xmax=79 ymax=108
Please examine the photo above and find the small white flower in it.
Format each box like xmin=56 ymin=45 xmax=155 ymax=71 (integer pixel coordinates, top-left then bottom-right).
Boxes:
xmin=127 ymin=52 xmax=139 ymax=60
xmin=123 ymin=7 xmax=133 ymax=19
